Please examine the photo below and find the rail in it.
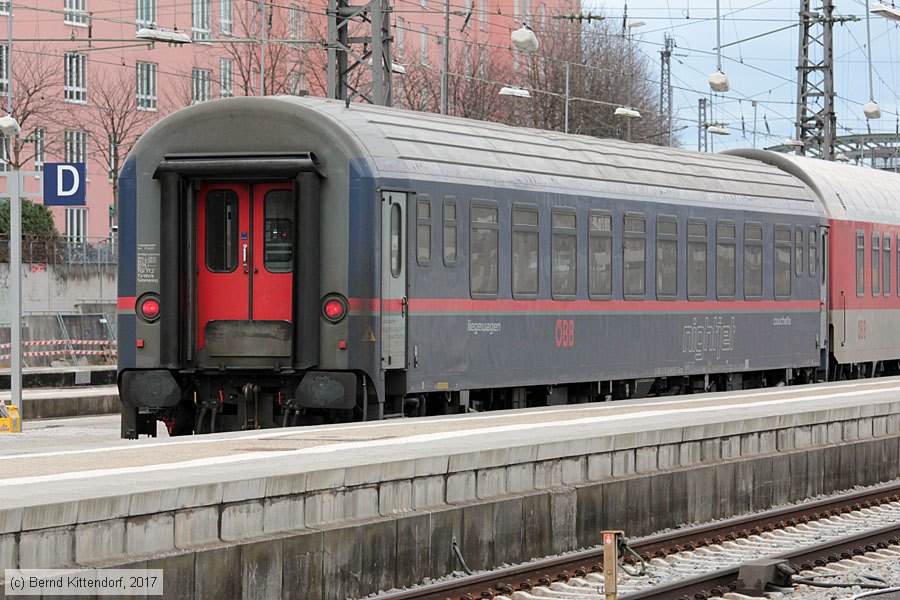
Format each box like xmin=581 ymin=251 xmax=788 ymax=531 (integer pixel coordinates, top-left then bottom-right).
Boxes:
xmin=0 ymin=235 xmax=117 ymax=266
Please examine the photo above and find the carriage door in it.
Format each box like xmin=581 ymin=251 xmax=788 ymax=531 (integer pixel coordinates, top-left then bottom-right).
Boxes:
xmin=196 ymin=182 xmax=294 ymax=354
xmin=381 ymin=191 xmax=407 ymax=369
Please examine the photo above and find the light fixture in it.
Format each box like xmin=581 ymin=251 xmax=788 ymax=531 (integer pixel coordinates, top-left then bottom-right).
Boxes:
xmin=137 ymin=27 xmax=192 ymax=45
xmin=391 ymin=63 xmax=407 ymax=75
xmin=499 ymin=86 xmax=531 ymax=98
xmin=864 ymin=101 xmax=882 ymax=120
xmin=0 ymin=115 xmax=22 ymax=136
xmin=614 ymin=106 xmax=642 ymax=119
xmin=870 ymin=2 xmax=900 ymax=21
xmin=783 ymin=138 xmax=805 ymax=147
xmin=511 ymin=24 xmax=539 ymax=52
xmin=835 ymin=153 xmax=851 ymax=162
xmin=627 ymin=20 xmax=646 ymax=29
xmin=708 ymin=71 xmax=729 ymax=93
xmin=706 ymin=124 xmax=730 ymax=135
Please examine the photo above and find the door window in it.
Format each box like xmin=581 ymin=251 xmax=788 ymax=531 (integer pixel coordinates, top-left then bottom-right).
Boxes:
xmin=205 ymin=189 xmax=239 ymax=272
xmin=264 ymin=189 xmax=293 ymax=272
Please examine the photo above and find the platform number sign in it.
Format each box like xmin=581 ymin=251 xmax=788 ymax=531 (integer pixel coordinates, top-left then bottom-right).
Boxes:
xmin=43 ymin=163 xmax=86 ymax=206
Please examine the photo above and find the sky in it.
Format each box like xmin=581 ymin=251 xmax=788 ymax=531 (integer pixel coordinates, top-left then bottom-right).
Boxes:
xmin=582 ymin=0 xmax=900 ymax=151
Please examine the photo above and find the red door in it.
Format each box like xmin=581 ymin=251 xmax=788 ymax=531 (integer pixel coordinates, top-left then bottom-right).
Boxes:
xmin=196 ymin=182 xmax=294 ymax=348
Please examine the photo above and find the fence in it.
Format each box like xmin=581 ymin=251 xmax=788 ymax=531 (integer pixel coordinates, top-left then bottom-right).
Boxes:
xmin=0 ymin=235 xmax=117 ymax=266
xmin=0 ymin=313 xmax=117 ymax=367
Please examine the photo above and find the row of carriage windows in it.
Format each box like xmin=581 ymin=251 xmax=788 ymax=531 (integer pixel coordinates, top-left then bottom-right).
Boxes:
xmin=856 ymin=231 xmax=900 ymax=297
xmin=416 ymin=195 xmax=819 ymax=300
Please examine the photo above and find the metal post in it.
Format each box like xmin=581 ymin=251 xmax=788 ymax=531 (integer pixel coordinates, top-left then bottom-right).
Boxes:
xmin=440 ymin=0 xmax=450 ymax=114
xmin=9 ymin=169 xmax=21 ymax=412
xmin=564 ymin=61 xmax=570 ymax=134
xmin=752 ymin=100 xmax=758 ymax=148
xmin=260 ymin=0 xmax=266 ymax=96
xmin=602 ymin=530 xmax=622 ymax=600
xmin=6 ymin=1 xmax=11 ymax=112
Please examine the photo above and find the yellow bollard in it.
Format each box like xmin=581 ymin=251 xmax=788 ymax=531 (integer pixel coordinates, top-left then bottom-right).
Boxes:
xmin=602 ymin=530 xmax=624 ymax=600
xmin=0 ymin=402 xmax=21 ymax=433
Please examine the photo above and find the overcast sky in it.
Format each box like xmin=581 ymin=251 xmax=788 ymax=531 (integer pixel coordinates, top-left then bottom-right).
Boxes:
xmin=582 ymin=0 xmax=900 ymax=150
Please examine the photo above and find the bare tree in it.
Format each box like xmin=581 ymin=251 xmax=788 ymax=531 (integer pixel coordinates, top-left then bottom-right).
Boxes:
xmin=68 ymin=66 xmax=160 ymax=226
xmin=0 ymin=45 xmax=64 ymax=169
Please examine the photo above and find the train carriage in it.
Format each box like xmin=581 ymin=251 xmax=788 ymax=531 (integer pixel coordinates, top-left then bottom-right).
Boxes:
xmin=118 ymin=97 xmax=829 ymax=437
xmin=730 ymin=150 xmax=900 ymax=379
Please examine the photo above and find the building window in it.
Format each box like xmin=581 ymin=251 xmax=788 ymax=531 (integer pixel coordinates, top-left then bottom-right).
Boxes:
xmin=656 ymin=216 xmax=678 ymax=299
xmin=552 ymin=210 xmax=577 ymax=299
xmin=192 ymin=0 xmax=211 ymax=40
xmin=64 ymin=0 xmax=87 ymax=25
xmin=219 ymin=0 xmax=232 ymax=34
xmin=65 ymin=130 xmax=87 ymax=163
xmin=289 ymin=70 xmax=305 ymax=95
xmin=795 ymin=226 xmax=803 ymax=276
xmin=512 ymin=205 xmax=539 ymax=297
xmin=589 ymin=211 xmax=612 ymax=298
xmin=716 ymin=221 xmax=735 ymax=299
xmin=775 ymin=225 xmax=793 ymax=299
xmin=33 ymin=127 xmax=45 ymax=171
xmin=192 ymin=68 xmax=212 ymax=103
xmin=470 ymin=202 xmax=498 ymax=297
xmin=396 ymin=17 xmax=405 ymax=57
xmin=416 ymin=195 xmax=432 ymax=266
xmin=64 ymin=52 xmax=87 ymax=103
xmin=220 ymin=59 xmax=233 ymax=97
xmin=108 ymin=134 xmax=118 ymax=181
xmin=687 ymin=220 xmax=707 ymax=299
xmin=0 ymin=44 xmax=8 ymax=96
xmin=624 ymin=214 xmax=646 ymax=298
xmin=420 ymin=27 xmax=428 ymax=65
xmin=443 ymin=197 xmax=457 ymax=266
xmin=872 ymin=232 xmax=881 ymax=296
xmin=136 ymin=0 xmax=156 ymax=27
xmin=0 ymin=1 xmax=8 ymax=16
xmin=290 ymin=4 xmax=301 ymax=40
xmin=884 ymin=234 xmax=891 ymax=296
xmin=0 ymin=133 xmax=9 ymax=172
xmin=136 ymin=61 xmax=157 ymax=110
xmin=66 ymin=208 xmax=88 ymax=242
xmin=744 ymin=223 xmax=763 ymax=299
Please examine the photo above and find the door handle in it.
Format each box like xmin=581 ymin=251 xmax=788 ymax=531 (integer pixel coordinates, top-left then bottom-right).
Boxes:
xmin=242 ymin=243 xmax=249 ymax=273
xmin=401 ymin=296 xmax=408 ymax=318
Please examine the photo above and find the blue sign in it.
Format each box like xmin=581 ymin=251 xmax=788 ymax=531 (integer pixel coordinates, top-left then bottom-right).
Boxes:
xmin=43 ymin=163 xmax=86 ymax=206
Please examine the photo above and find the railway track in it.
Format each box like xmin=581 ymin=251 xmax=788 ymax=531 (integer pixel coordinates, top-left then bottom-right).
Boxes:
xmin=375 ymin=481 xmax=900 ymax=600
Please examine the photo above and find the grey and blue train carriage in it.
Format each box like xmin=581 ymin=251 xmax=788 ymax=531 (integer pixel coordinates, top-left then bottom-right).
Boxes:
xmin=117 ymin=96 xmax=828 ymax=437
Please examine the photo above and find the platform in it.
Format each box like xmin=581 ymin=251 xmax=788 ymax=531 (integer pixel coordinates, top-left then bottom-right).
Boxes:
xmin=0 ymin=365 xmax=116 ymax=390
xmin=1 ymin=378 xmax=899 ymax=599
xmin=0 ymin=384 xmax=119 ymax=419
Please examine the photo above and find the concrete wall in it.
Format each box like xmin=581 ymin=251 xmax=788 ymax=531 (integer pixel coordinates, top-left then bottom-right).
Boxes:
xmin=0 ymin=264 xmax=116 ymax=326
xmin=1 ymin=403 xmax=898 ymax=599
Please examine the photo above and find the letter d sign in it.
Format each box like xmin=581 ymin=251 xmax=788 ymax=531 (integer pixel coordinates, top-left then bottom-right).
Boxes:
xmin=43 ymin=162 xmax=86 ymax=206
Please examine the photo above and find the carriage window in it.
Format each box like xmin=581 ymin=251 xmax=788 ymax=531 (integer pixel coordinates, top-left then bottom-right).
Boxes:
xmin=205 ymin=189 xmax=239 ymax=273
xmin=390 ymin=202 xmax=402 ymax=277
xmin=263 ymin=190 xmax=293 ymax=273
xmin=443 ymin=197 xmax=457 ymax=266
xmin=656 ymin=216 xmax=678 ymax=299
xmin=416 ymin=196 xmax=432 ymax=266
xmin=624 ymin=214 xmax=646 ymax=298
xmin=716 ymin=222 xmax=736 ymax=299
xmin=688 ymin=220 xmax=707 ymax=299
xmin=795 ymin=226 xmax=803 ymax=276
xmin=872 ymin=232 xmax=881 ymax=296
xmin=589 ymin=211 xmax=612 ymax=298
xmin=470 ymin=202 xmax=499 ymax=297
xmin=897 ymin=235 xmax=900 ymax=297
xmin=744 ymin=223 xmax=763 ymax=299
xmin=809 ymin=227 xmax=817 ymax=277
xmin=884 ymin=234 xmax=891 ymax=295
xmin=552 ymin=210 xmax=577 ymax=299
xmin=856 ymin=232 xmax=865 ymax=296
xmin=775 ymin=225 xmax=792 ymax=298
xmin=512 ymin=205 xmax=539 ymax=297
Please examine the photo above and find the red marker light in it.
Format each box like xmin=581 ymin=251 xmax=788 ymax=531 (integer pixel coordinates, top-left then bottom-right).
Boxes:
xmin=140 ymin=298 xmax=160 ymax=319
xmin=324 ymin=299 xmax=344 ymax=320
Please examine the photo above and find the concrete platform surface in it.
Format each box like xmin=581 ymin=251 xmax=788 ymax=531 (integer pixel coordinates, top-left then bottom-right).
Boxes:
xmin=0 ymin=384 xmax=119 ymax=419
xmin=1 ymin=377 xmax=898 ymax=504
